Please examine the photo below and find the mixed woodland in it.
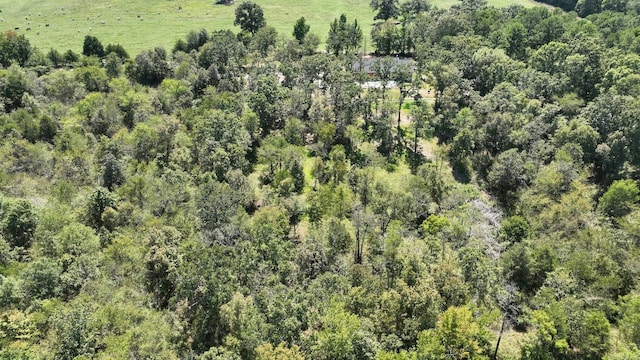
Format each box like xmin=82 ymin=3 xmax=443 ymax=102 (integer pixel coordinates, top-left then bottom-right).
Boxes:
xmin=2 ymin=0 xmax=640 ymax=358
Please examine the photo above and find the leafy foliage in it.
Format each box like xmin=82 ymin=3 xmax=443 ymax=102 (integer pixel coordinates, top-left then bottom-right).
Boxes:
xmin=0 ymin=3 xmax=639 ymax=359
xmin=234 ymin=1 xmax=266 ymax=35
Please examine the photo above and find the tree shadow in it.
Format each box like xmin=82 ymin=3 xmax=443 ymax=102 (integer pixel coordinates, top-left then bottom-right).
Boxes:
xmin=451 ymin=162 xmax=471 ymax=184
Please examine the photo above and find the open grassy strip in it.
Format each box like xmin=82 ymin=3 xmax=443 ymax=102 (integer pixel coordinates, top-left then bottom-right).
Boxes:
xmin=2 ymin=0 xmax=543 ymax=55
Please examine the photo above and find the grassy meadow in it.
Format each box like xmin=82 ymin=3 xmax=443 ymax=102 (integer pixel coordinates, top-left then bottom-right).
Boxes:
xmin=0 ymin=0 xmax=542 ymax=55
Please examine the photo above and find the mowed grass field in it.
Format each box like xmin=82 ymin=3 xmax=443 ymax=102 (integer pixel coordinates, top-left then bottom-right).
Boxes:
xmin=0 ymin=0 xmax=542 ymax=55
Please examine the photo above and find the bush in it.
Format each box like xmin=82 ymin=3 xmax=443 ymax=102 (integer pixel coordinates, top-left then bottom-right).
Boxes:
xmin=2 ymin=199 xmax=37 ymax=249
xmin=598 ymin=179 xmax=639 ymax=218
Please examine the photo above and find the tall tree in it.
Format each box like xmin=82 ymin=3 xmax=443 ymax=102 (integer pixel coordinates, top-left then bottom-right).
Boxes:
xmin=293 ymin=17 xmax=311 ymax=43
xmin=2 ymin=199 xmax=37 ymax=249
xmin=371 ymin=0 xmax=400 ymax=20
xmin=0 ymin=30 xmax=32 ymax=67
xmin=82 ymin=35 xmax=105 ymax=58
xmin=234 ymin=1 xmax=266 ymax=34
xmin=126 ymin=47 xmax=171 ymax=86
xmin=327 ymin=14 xmax=362 ymax=56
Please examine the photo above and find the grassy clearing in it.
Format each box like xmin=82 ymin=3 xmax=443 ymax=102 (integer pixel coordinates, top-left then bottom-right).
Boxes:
xmin=0 ymin=0 xmax=373 ymax=54
xmin=2 ymin=0 xmax=545 ymax=55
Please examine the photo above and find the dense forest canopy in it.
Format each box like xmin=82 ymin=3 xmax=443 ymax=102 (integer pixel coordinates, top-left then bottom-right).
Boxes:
xmin=1 ymin=0 xmax=640 ymax=359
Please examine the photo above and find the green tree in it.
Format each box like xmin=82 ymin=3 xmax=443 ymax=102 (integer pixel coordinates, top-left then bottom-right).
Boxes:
xmin=416 ymin=306 xmax=490 ymax=360
xmin=145 ymin=226 xmax=181 ymax=309
xmin=197 ymin=178 xmax=253 ymax=244
xmin=185 ymin=28 xmax=210 ymax=52
xmin=197 ymin=30 xmax=246 ymax=92
xmin=75 ymin=66 xmax=109 ymax=92
xmin=234 ymin=1 xmax=266 ymax=34
xmin=371 ymin=20 xmax=401 ymax=56
xmin=598 ymin=179 xmax=639 ymax=218
xmin=105 ymin=43 xmax=129 ymax=59
xmin=64 ymin=49 xmax=80 ymax=63
xmin=432 ymin=262 xmax=470 ymax=308
xmin=487 ymin=149 xmax=528 ymax=208
xmin=327 ymin=14 xmax=362 ymax=55
xmin=101 ymin=153 xmax=125 ymax=191
xmin=521 ymin=310 xmax=569 ymax=360
xmin=47 ymin=48 xmax=64 ymax=67
xmin=322 ymin=217 xmax=353 ymax=257
xmin=499 ymin=216 xmax=529 ymax=245
xmin=619 ymin=294 xmax=640 ymax=347
xmin=50 ymin=302 xmax=98 ymax=360
xmin=82 ymin=35 xmax=105 ymax=58
xmin=221 ymin=292 xmax=268 ymax=359
xmin=55 ymin=223 xmax=101 ymax=297
xmin=289 ymin=159 xmax=305 ymax=193
xmin=501 ymin=21 xmax=527 ymax=60
xmin=249 ymin=75 xmax=286 ymax=135
xmin=0 ymin=236 xmax=10 ymax=268
xmin=0 ymin=65 xmax=30 ymax=112
xmin=104 ymin=52 xmax=123 ymax=78
xmin=371 ymin=0 xmax=400 ymax=20
xmin=401 ymin=0 xmax=430 ymax=14
xmin=0 ymin=30 xmax=32 ymax=67
xmin=86 ymin=187 xmax=117 ymax=230
xmin=21 ymin=257 xmax=61 ymax=300
xmin=293 ymin=17 xmax=311 ymax=43
xmin=313 ymin=301 xmax=368 ymax=360
xmin=570 ymin=310 xmax=610 ymax=359
xmin=576 ymin=0 xmax=602 ymax=17
xmin=256 ymin=343 xmax=305 ymax=360
xmin=173 ymin=241 xmax=238 ymax=352
xmin=191 ymin=109 xmax=251 ymax=178
xmin=251 ymin=26 xmax=278 ymax=56
xmin=501 ymin=242 xmax=555 ymax=295
xmin=2 ymin=199 xmax=37 ymax=249
xmin=74 ymin=92 xmax=121 ymax=137
xmin=125 ymin=47 xmax=171 ymax=86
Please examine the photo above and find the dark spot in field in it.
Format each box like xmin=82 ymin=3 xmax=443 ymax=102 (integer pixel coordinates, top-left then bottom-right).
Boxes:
xmin=45 ymin=23 xmax=49 ymax=27
xmin=26 ymin=27 xmax=31 ymax=31
xmin=14 ymin=27 xmax=19 ymax=30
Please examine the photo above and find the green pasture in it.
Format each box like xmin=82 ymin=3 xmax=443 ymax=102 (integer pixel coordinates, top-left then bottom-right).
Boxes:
xmin=0 ymin=0 xmax=542 ymax=55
